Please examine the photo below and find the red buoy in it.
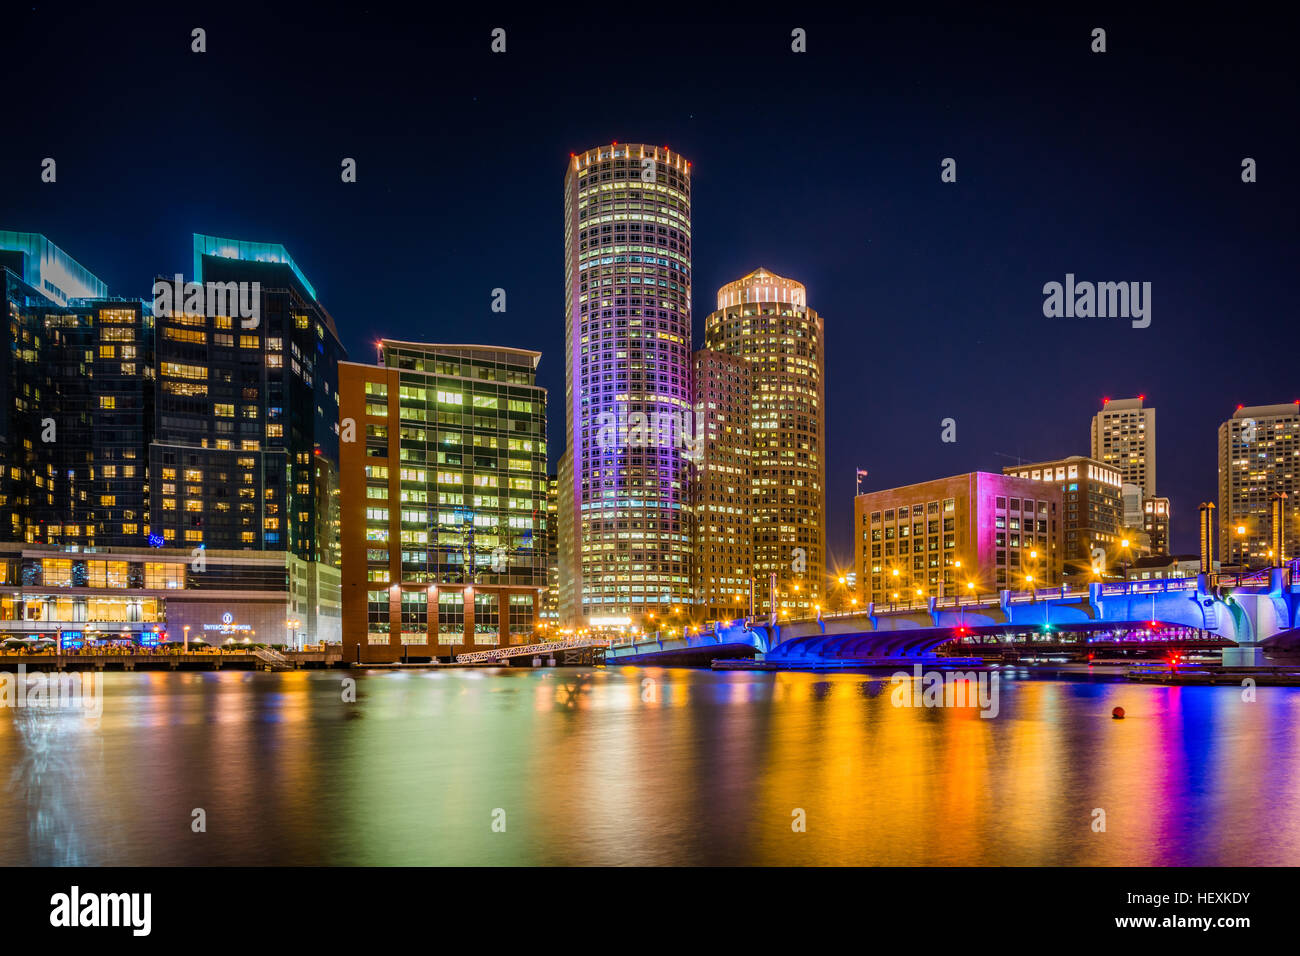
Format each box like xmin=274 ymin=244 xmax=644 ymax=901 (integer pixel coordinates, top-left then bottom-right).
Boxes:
xmin=1112 ymin=706 xmax=1125 ymax=719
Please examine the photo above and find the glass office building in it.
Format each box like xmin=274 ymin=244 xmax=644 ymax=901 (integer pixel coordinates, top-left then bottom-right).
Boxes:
xmin=339 ymin=341 xmax=548 ymax=662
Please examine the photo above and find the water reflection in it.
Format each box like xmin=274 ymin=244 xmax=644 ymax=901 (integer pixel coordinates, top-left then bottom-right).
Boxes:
xmin=1 ymin=667 xmax=1298 ymax=865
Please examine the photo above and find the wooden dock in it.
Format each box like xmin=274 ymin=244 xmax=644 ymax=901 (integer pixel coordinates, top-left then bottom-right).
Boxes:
xmin=0 ymin=650 xmax=342 ymax=672
xmin=1126 ymin=665 xmax=1300 ymax=685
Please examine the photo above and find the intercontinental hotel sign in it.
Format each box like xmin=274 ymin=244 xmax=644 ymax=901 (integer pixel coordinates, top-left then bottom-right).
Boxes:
xmin=203 ymin=612 xmax=253 ymax=634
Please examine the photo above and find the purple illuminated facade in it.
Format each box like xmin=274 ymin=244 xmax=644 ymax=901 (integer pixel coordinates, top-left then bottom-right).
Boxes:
xmin=853 ymin=471 xmax=1065 ymax=606
xmin=558 ymin=144 xmax=693 ymax=626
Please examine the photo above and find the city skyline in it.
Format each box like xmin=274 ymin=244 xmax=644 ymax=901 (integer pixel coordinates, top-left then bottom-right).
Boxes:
xmin=3 ymin=4 xmax=1299 ymax=895
xmin=5 ymin=10 xmax=1296 ymax=567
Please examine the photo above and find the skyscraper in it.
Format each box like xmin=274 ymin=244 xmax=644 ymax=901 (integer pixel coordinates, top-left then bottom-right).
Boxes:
xmin=690 ymin=348 xmax=752 ymax=620
xmin=150 ymin=235 xmax=345 ymax=563
xmin=703 ymin=268 xmax=824 ymax=617
xmin=0 ymin=231 xmax=344 ymax=644
xmin=1091 ymin=396 xmax=1156 ymax=498
xmin=1218 ymin=402 xmax=1299 ymax=566
xmin=559 ymin=143 xmax=693 ymax=627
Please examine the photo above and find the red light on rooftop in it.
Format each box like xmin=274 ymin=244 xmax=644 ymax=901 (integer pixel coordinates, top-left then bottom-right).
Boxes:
xmin=1102 ymin=397 xmax=1110 ymax=405
xmin=1137 ymin=394 xmax=1145 ymax=400
xmin=1237 ymin=404 xmax=1244 ymax=410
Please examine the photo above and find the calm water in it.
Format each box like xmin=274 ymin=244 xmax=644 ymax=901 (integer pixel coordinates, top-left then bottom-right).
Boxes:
xmin=2 ymin=666 xmax=1299 ymax=866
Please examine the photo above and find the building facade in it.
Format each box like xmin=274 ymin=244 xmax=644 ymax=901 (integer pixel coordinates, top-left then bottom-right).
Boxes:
xmin=690 ymin=348 xmax=752 ymax=621
xmin=559 ymin=143 xmax=694 ymax=627
xmin=1218 ymin=402 xmax=1299 ymax=566
xmin=0 ymin=543 xmax=312 ymax=649
xmin=1091 ymin=396 xmax=1156 ymax=498
xmin=855 ymin=472 xmax=1063 ymax=608
xmin=338 ymin=341 xmax=548 ymax=662
xmin=1143 ymin=496 xmax=1171 ymax=555
xmin=542 ymin=474 xmax=559 ymax=628
xmin=1003 ymin=456 xmax=1131 ymax=572
xmin=1 ymin=231 xmax=344 ymax=643
xmin=703 ymin=268 xmax=825 ymax=618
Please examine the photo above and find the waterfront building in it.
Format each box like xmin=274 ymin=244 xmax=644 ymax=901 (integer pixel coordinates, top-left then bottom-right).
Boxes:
xmin=703 ymin=268 xmax=825 ymax=618
xmin=1091 ymin=395 xmax=1156 ymax=498
xmin=1 ymin=231 xmax=345 ymax=642
xmin=558 ymin=143 xmax=694 ymax=628
xmin=1 ymin=232 xmax=151 ymax=548
xmin=689 ymin=348 xmax=752 ymax=621
xmin=1218 ymin=402 xmax=1300 ymax=566
xmin=854 ymin=472 xmax=1063 ymax=609
xmin=1002 ymin=455 xmax=1129 ymax=572
xmin=0 ymin=542 xmax=313 ymax=648
xmin=338 ymin=341 xmax=548 ymax=663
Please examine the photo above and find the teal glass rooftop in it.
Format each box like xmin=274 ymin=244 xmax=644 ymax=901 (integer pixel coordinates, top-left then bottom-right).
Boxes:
xmin=192 ymin=233 xmax=317 ymax=301
xmin=0 ymin=230 xmax=107 ymax=304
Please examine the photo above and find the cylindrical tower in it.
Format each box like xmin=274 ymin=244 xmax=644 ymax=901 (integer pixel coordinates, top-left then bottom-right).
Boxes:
xmin=704 ymin=268 xmax=825 ymax=618
xmin=560 ymin=143 xmax=693 ymax=627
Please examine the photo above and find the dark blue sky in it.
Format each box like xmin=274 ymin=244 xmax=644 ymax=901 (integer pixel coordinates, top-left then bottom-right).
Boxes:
xmin=5 ymin=5 xmax=1296 ymax=565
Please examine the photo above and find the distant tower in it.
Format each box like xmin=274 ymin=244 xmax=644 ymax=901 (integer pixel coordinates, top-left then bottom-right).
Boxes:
xmin=1218 ymin=403 xmax=1300 ymax=568
xmin=1091 ymin=396 xmax=1156 ymax=498
xmin=704 ymin=268 xmax=825 ymax=617
xmin=559 ymin=143 xmax=693 ymax=627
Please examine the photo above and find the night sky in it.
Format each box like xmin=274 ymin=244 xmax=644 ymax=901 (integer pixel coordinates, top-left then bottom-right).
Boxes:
xmin=5 ymin=5 xmax=1297 ymax=565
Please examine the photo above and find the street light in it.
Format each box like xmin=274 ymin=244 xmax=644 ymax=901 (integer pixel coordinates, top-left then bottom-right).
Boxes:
xmin=183 ymin=624 xmax=190 ymax=653
xmin=286 ymin=618 xmax=302 ymax=651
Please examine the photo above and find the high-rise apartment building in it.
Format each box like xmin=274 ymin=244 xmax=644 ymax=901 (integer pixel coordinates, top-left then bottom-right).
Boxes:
xmin=703 ymin=268 xmax=824 ymax=617
xmin=1 ymin=232 xmax=152 ymax=547
xmin=690 ymin=349 xmax=752 ymax=620
xmin=559 ymin=143 xmax=693 ymax=627
xmin=1003 ymin=455 xmax=1131 ymax=572
xmin=338 ymin=341 xmax=548 ymax=662
xmin=1 ymin=231 xmax=344 ymax=643
xmin=1218 ymin=402 xmax=1299 ymax=566
xmin=1091 ymin=396 xmax=1156 ymax=498
xmin=855 ymin=472 xmax=1062 ymax=606
xmin=150 ymin=235 xmax=344 ymax=562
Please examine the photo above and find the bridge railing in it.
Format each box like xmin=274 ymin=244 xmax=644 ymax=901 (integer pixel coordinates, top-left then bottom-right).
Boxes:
xmin=455 ymin=638 xmax=609 ymax=664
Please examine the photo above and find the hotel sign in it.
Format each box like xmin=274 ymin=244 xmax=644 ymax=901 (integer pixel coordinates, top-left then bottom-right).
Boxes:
xmin=203 ymin=612 xmax=252 ymax=634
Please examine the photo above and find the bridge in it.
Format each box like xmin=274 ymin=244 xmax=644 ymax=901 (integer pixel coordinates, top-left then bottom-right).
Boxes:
xmin=456 ymin=638 xmax=609 ymax=665
xmin=602 ymin=568 xmax=1300 ymax=668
